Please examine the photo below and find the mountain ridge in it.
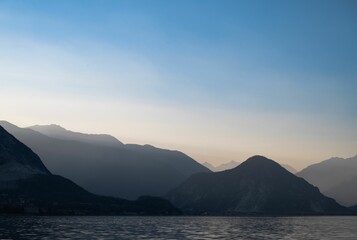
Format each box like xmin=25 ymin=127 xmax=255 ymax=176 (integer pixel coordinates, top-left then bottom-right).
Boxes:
xmin=0 ymin=126 xmax=180 ymax=215
xmin=0 ymin=126 xmax=50 ymax=181
xmin=29 ymin=124 xmax=124 ymax=147
xmin=1 ymin=121 xmax=210 ymax=199
xmin=202 ymin=160 xmax=297 ymax=174
xmin=297 ymin=155 xmax=357 ymax=206
xmin=166 ymin=155 xmax=349 ymax=215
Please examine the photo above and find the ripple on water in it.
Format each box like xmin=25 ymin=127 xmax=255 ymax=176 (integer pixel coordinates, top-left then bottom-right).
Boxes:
xmin=0 ymin=216 xmax=356 ymax=240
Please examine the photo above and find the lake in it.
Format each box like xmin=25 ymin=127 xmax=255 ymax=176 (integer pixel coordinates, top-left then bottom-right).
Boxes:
xmin=0 ymin=216 xmax=356 ymax=239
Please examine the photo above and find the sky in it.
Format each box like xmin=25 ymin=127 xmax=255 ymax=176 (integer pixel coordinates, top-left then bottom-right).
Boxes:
xmin=0 ymin=0 xmax=356 ymax=169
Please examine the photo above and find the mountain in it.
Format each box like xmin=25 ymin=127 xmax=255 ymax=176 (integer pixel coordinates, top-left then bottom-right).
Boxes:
xmin=0 ymin=126 xmax=180 ymax=215
xmin=0 ymin=126 xmax=50 ymax=181
xmin=281 ymin=164 xmax=298 ymax=174
xmin=202 ymin=161 xmax=241 ymax=172
xmin=202 ymin=162 xmax=215 ymax=171
xmin=203 ymin=160 xmax=297 ymax=174
xmin=166 ymin=155 xmax=349 ymax=215
xmin=215 ymin=160 xmax=240 ymax=172
xmin=297 ymin=156 xmax=357 ymax=206
xmin=203 ymin=160 xmax=241 ymax=172
xmin=29 ymin=124 xmax=123 ymax=147
xmin=350 ymin=205 xmax=357 ymax=213
xmin=322 ymin=176 xmax=357 ymax=207
xmin=0 ymin=121 xmax=210 ymax=199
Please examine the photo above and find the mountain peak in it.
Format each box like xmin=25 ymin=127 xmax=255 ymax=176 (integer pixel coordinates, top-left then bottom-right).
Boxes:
xmin=246 ymin=155 xmax=272 ymax=162
xmin=30 ymin=124 xmax=71 ymax=134
xmin=238 ymin=155 xmax=282 ymax=171
xmin=38 ymin=124 xmax=66 ymax=131
xmin=246 ymin=155 xmax=279 ymax=162
xmin=166 ymin=155 xmax=348 ymax=215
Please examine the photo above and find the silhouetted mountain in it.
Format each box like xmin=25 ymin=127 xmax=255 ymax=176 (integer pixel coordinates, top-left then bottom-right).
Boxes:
xmin=0 ymin=121 xmax=209 ymax=199
xmin=0 ymin=126 xmax=50 ymax=181
xmin=0 ymin=126 xmax=180 ymax=215
xmin=350 ymin=205 xmax=357 ymax=213
xmin=203 ymin=160 xmax=297 ymax=174
xmin=297 ymin=155 xmax=357 ymax=206
xmin=29 ymin=124 xmax=123 ymax=147
xmin=202 ymin=162 xmax=215 ymax=171
xmin=281 ymin=164 xmax=298 ymax=174
xmin=166 ymin=156 xmax=349 ymax=215
xmin=324 ymin=176 xmax=357 ymax=207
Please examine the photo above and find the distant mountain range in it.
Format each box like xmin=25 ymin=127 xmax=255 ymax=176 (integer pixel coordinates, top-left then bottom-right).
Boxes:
xmin=203 ymin=160 xmax=297 ymax=174
xmin=297 ymin=155 xmax=357 ymax=207
xmin=202 ymin=160 xmax=240 ymax=172
xmin=0 ymin=126 xmax=180 ymax=215
xmin=0 ymin=121 xmax=209 ymax=200
xmin=166 ymin=156 xmax=349 ymax=215
xmin=2 ymin=120 xmax=355 ymax=216
xmin=281 ymin=164 xmax=298 ymax=174
xmin=30 ymin=124 xmax=124 ymax=147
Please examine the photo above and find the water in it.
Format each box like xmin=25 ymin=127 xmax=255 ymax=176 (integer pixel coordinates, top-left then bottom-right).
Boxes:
xmin=0 ymin=216 xmax=356 ymax=239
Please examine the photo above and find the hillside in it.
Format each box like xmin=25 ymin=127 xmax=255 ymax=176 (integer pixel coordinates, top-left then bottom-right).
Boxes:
xmin=1 ymin=121 xmax=209 ymax=199
xmin=0 ymin=126 xmax=180 ymax=215
xmin=166 ymin=156 xmax=348 ymax=215
xmin=297 ymin=156 xmax=357 ymax=206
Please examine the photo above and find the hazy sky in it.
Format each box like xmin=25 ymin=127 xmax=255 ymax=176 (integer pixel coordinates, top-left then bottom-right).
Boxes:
xmin=1 ymin=0 xmax=356 ymax=169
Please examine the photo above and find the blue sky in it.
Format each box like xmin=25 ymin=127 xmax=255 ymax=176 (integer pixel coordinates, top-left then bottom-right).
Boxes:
xmin=0 ymin=0 xmax=356 ymax=168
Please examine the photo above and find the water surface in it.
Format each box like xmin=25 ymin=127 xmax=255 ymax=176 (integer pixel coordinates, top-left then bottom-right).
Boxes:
xmin=0 ymin=216 xmax=356 ymax=239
